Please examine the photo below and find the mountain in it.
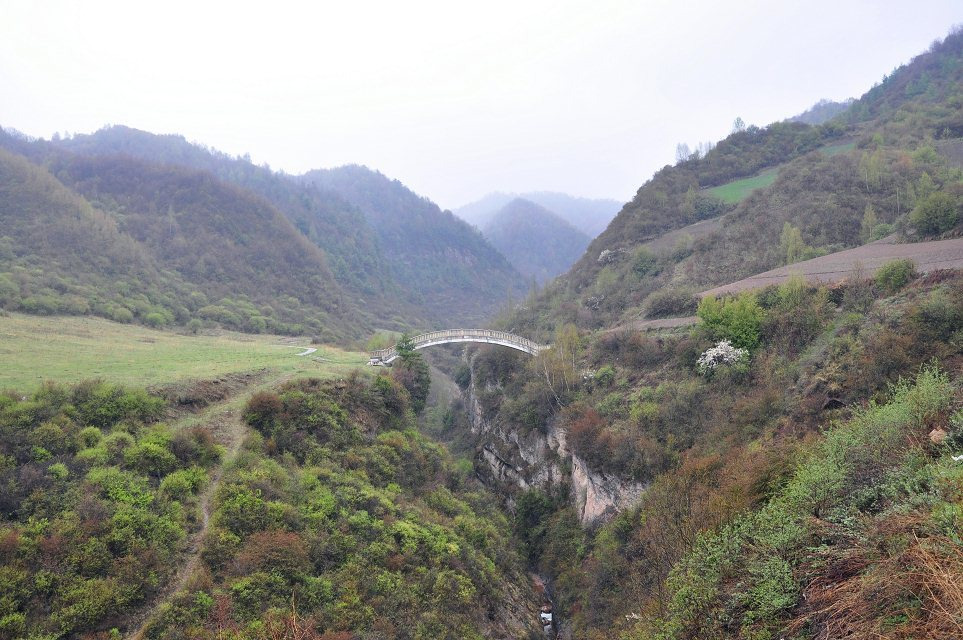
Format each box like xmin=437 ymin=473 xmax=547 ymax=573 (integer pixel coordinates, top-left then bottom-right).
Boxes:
xmin=49 ymin=126 xmax=421 ymax=328
xmin=787 ymin=97 xmax=855 ymax=125
xmin=483 ymin=198 xmax=591 ymax=284
xmin=445 ymin=26 xmax=963 ymax=639
xmin=455 ymin=191 xmax=621 ymax=237
xmin=0 ymin=134 xmax=359 ymax=339
xmin=3 ymin=125 xmax=528 ymax=331
xmin=513 ymin=27 xmax=963 ymax=331
xmin=301 ymin=165 xmax=526 ymax=327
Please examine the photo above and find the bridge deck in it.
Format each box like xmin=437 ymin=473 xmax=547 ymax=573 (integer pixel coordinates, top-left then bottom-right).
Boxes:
xmin=369 ymin=329 xmax=547 ymax=365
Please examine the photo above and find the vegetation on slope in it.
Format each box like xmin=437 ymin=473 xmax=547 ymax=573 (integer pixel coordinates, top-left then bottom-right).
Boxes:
xmin=508 ymin=28 xmax=963 ymax=333
xmin=52 ymin=126 xmax=413 ymax=328
xmin=301 ymin=165 xmax=526 ymax=327
xmin=0 ymin=380 xmax=220 ymax=639
xmin=476 ymin=263 xmax=963 ymax=638
xmin=0 ymin=137 xmax=362 ymax=340
xmin=483 ymin=198 xmax=591 ymax=284
xmin=145 ymin=374 xmax=538 ymax=640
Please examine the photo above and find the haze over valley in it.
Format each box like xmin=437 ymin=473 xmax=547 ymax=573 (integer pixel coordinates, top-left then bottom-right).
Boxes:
xmin=1 ymin=3 xmax=963 ymax=639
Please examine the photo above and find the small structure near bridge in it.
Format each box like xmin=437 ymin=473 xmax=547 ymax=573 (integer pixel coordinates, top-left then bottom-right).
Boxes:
xmin=368 ymin=329 xmax=547 ymax=366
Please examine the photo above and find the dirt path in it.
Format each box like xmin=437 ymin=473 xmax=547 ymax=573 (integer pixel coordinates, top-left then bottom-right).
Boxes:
xmin=124 ymin=374 xmax=290 ymax=640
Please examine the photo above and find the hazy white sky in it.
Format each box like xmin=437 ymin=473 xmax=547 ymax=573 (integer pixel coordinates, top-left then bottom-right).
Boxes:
xmin=1 ymin=1 xmax=960 ymax=208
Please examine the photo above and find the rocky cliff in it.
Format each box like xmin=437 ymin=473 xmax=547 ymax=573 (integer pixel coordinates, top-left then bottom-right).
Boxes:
xmin=465 ymin=355 xmax=646 ymax=526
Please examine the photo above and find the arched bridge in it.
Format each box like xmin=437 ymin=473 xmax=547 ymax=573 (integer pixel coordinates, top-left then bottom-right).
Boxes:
xmin=368 ymin=329 xmax=547 ymax=366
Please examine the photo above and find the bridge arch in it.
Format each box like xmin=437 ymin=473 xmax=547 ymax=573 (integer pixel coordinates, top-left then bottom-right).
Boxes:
xmin=368 ymin=329 xmax=547 ymax=365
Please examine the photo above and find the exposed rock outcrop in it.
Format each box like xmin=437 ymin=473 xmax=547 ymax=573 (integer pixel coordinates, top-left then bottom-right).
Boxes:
xmin=466 ymin=356 xmax=645 ymax=526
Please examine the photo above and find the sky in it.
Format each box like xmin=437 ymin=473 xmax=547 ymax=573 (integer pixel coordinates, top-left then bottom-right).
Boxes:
xmin=1 ymin=1 xmax=961 ymax=209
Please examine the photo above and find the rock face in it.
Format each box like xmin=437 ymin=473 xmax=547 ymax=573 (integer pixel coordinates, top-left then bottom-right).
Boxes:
xmin=570 ymin=454 xmax=647 ymax=524
xmin=466 ymin=357 xmax=646 ymax=526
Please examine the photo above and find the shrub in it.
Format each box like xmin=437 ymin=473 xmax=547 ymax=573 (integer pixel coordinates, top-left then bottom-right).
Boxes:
xmin=910 ymin=191 xmax=959 ymax=235
xmin=696 ymin=340 xmax=749 ymax=375
xmin=143 ymin=312 xmax=167 ymax=328
xmin=77 ymin=426 xmax=103 ymax=448
xmin=160 ymin=467 xmax=207 ymax=500
xmin=632 ymin=248 xmax=659 ymax=277
xmin=105 ymin=306 xmax=132 ymax=323
xmin=697 ymin=292 xmax=766 ymax=350
xmin=643 ymin=288 xmax=698 ymax=318
xmin=244 ymin=392 xmax=282 ymax=431
xmin=594 ymin=365 xmax=616 ymax=386
xmin=875 ymin=258 xmax=917 ymax=294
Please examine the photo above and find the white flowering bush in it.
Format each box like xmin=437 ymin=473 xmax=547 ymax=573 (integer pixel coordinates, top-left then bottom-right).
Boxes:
xmin=697 ymin=339 xmax=748 ymax=375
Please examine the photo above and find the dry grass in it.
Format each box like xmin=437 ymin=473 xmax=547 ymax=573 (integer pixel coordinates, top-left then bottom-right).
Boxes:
xmin=788 ymin=514 xmax=963 ymax=639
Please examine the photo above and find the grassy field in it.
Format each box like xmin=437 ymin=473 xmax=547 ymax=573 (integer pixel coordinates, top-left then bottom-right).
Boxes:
xmin=819 ymin=140 xmax=857 ymax=156
xmin=706 ymin=168 xmax=779 ymax=204
xmin=0 ymin=312 xmax=368 ymax=390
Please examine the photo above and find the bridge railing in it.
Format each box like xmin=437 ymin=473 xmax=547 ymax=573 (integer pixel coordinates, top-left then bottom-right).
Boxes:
xmin=368 ymin=329 xmax=544 ymax=362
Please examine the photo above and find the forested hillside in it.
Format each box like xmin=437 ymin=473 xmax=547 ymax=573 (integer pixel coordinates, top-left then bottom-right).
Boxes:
xmin=0 ymin=142 xmax=359 ymax=339
xmin=301 ymin=165 xmax=525 ymax=326
xmin=506 ymin=27 xmax=963 ymax=332
xmin=483 ymin=198 xmax=591 ymax=284
xmin=446 ymin=26 xmax=963 ymax=640
xmin=0 ymin=126 xmax=530 ymax=336
xmin=54 ymin=126 xmax=407 ymax=324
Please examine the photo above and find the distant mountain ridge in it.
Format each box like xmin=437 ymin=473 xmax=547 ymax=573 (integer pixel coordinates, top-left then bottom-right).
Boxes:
xmin=483 ymin=198 xmax=591 ymax=284
xmin=300 ymin=165 xmax=526 ymax=325
xmin=455 ymin=191 xmax=621 ymax=237
xmin=0 ymin=125 xmax=528 ymax=337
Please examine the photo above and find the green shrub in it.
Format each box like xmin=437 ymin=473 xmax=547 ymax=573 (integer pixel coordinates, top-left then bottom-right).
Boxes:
xmin=594 ymin=365 xmax=616 ymax=386
xmin=875 ymin=258 xmax=917 ymax=294
xmin=143 ymin=312 xmax=167 ymax=328
xmin=632 ymin=248 xmax=659 ymax=277
xmin=643 ymin=288 xmax=698 ymax=318
xmin=697 ymin=292 xmax=766 ymax=350
xmin=110 ymin=306 xmax=134 ymax=324
xmin=910 ymin=191 xmax=959 ymax=235
xmin=159 ymin=467 xmax=207 ymax=500
xmin=77 ymin=426 xmax=103 ymax=448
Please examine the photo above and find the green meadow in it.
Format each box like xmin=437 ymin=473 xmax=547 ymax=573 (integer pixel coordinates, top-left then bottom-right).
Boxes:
xmin=706 ymin=167 xmax=779 ymax=204
xmin=0 ymin=312 xmax=367 ymax=390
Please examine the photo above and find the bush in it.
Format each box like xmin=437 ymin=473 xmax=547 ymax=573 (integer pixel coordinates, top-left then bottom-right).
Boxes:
xmin=875 ymin=258 xmax=917 ymax=294
xmin=697 ymin=292 xmax=766 ymax=350
xmin=110 ymin=306 xmax=134 ymax=324
xmin=910 ymin=192 xmax=959 ymax=235
xmin=643 ymin=288 xmax=698 ymax=318
xmin=143 ymin=312 xmax=167 ymax=328
xmin=632 ymin=248 xmax=659 ymax=277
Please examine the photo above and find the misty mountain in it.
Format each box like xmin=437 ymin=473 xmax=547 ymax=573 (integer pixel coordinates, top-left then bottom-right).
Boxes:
xmin=483 ymin=198 xmax=591 ymax=284
xmin=787 ymin=98 xmax=855 ymax=125
xmin=0 ymin=133 xmax=360 ymax=340
xmin=456 ymin=191 xmax=621 ymax=237
xmin=301 ymin=165 xmax=526 ymax=326
xmin=36 ymin=126 xmax=526 ymax=329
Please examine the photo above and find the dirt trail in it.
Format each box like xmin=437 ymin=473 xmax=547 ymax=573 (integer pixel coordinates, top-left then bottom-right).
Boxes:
xmin=124 ymin=374 xmax=289 ymax=640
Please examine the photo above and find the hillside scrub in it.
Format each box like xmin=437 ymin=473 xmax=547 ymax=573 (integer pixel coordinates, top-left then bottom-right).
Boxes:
xmin=0 ymin=380 xmax=219 ymax=639
xmin=631 ymin=366 xmax=959 ymax=640
xmin=478 ymin=266 xmax=963 ymax=638
xmin=145 ymin=374 xmax=539 ymax=639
